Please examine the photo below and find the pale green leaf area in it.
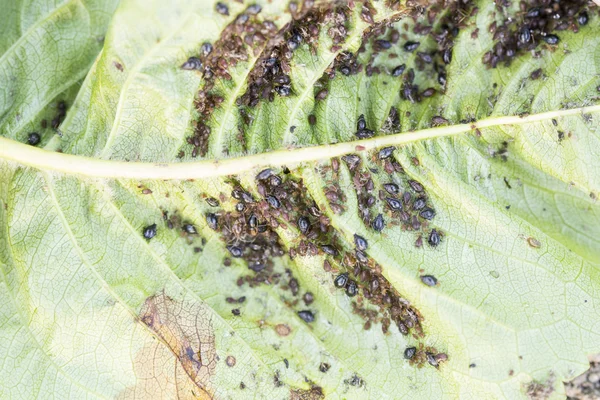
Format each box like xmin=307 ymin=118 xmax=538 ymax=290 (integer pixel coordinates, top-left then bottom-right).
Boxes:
xmin=0 ymin=0 xmax=599 ymax=399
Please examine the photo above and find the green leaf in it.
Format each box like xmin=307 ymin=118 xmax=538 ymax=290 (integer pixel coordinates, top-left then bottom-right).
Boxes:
xmin=1 ymin=0 xmax=599 ymax=399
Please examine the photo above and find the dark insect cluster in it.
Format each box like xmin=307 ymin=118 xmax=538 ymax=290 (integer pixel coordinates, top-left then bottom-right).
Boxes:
xmin=482 ymin=0 xmax=590 ymax=68
xmin=404 ymin=342 xmax=448 ymax=369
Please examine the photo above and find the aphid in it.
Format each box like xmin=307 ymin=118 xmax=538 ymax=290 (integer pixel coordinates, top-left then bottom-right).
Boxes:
xmin=356 ymin=129 xmax=374 ymax=139
xmin=256 ymin=168 xmax=273 ymax=180
xmin=530 ymin=68 xmax=543 ymax=80
xmin=183 ymin=224 xmax=197 ymax=234
xmin=386 ymin=197 xmax=403 ymax=210
xmin=248 ymin=214 xmax=258 ymax=228
xmin=345 ymin=280 xmax=358 ymax=297
xmin=420 ymin=275 xmax=437 ymax=286
xmin=543 ymin=35 xmax=559 ymax=45
xmin=206 ymin=213 xmax=218 ymax=230
xmin=316 ymin=89 xmax=328 ymax=100
xmin=241 ymin=192 xmax=254 ymax=203
xmin=205 ymin=197 xmax=219 ymax=207
xmin=392 ymin=64 xmax=405 ymax=77
xmin=383 ymin=183 xmax=400 ymax=195
xmin=526 ymin=7 xmax=540 ymax=18
xmin=527 ymin=237 xmax=541 ymax=248
xmin=375 ymin=39 xmax=392 ymax=50
xmin=428 ymin=229 xmax=440 ymax=247
xmin=355 ymin=250 xmax=368 ymax=264
xmin=426 ymin=352 xmax=438 ymax=368
xmin=321 ymin=245 xmax=338 ymax=256
xmin=200 ymin=42 xmax=213 ymax=56
xmin=275 ymin=85 xmax=291 ymax=96
xmin=404 ymin=347 xmax=417 ymax=359
xmin=227 ymin=245 xmax=243 ymax=258
xmin=215 ymin=2 xmax=229 ymax=15
xmin=297 ymin=310 xmax=315 ymax=323
xmin=319 ymin=362 xmax=330 ymax=373
xmin=415 ymin=235 xmax=423 ymax=248
xmin=354 ymin=234 xmax=368 ymax=251
xmin=372 ymin=214 xmax=385 ymax=232
xmin=181 ymin=57 xmax=202 ymax=70
xmin=143 ymin=224 xmax=157 ymax=240
xmin=298 ymin=216 xmax=310 ymax=234
xmin=303 ymin=292 xmax=314 ymax=305
xmin=340 ymin=65 xmax=351 ymax=75
xmin=308 ymin=114 xmax=317 ymax=125
xmin=235 ymin=203 xmax=245 ymax=212
xmin=420 ymin=208 xmax=435 ymax=220
xmin=578 ymin=12 xmax=588 ymax=26
xmin=269 ymin=175 xmax=282 ymax=186
xmin=404 ymin=41 xmax=420 ymax=52
xmin=432 ymin=116 xmax=449 ymax=126
xmin=266 ymin=195 xmax=281 ymax=209
xmin=417 ymin=52 xmax=433 ymax=63
xmin=413 ymin=197 xmax=426 ymax=210
xmin=357 ymin=114 xmax=366 ymax=131
xmin=334 ymin=273 xmax=349 ymax=288
xmin=27 ymin=132 xmax=41 ymax=146
xmin=518 ymin=26 xmax=531 ymax=44
xmin=438 ymin=71 xmax=447 ymax=87
xmin=397 ymin=322 xmax=408 ymax=335
xmin=341 ymin=154 xmax=361 ymax=169
xmin=246 ymin=4 xmax=262 ymax=14
xmin=231 ymin=309 xmax=241 ymax=316
xmin=421 ymin=88 xmax=436 ymax=97
xmin=442 ymin=48 xmax=452 ymax=64
xmin=378 ymin=146 xmax=395 ymax=159
xmin=408 ymin=180 xmax=424 ymax=192
xmin=235 ymin=14 xmax=249 ymax=25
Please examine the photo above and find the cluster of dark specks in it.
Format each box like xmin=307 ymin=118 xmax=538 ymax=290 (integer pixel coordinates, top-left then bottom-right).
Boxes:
xmin=404 ymin=343 xmax=448 ymax=369
xmin=483 ymin=0 xmax=590 ymax=68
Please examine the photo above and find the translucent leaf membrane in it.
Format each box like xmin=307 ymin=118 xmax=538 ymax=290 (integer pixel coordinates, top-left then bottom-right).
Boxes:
xmin=0 ymin=0 xmax=599 ymax=399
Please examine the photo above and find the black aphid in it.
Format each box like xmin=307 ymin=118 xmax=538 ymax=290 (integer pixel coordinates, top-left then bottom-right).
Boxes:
xmin=321 ymin=245 xmax=338 ymax=256
xmin=420 ymin=275 xmax=437 ymax=286
xmin=426 ymin=352 xmax=438 ymax=368
xmin=205 ymin=197 xmax=219 ymax=207
xmin=372 ymin=214 xmax=385 ymax=232
xmin=428 ymin=229 xmax=440 ymax=247
xmin=275 ymin=85 xmax=291 ymax=96
xmin=413 ymin=197 xmax=426 ymax=210
xmin=422 ymin=88 xmax=436 ymax=98
xmin=376 ymin=39 xmax=392 ymax=49
xmin=397 ymin=322 xmax=408 ymax=335
xmin=356 ymin=129 xmax=374 ymax=139
xmin=235 ymin=14 xmax=249 ymax=25
xmin=357 ymin=114 xmax=366 ymax=131
xmin=404 ymin=347 xmax=417 ymax=359
xmin=341 ymin=154 xmax=361 ymax=169
xmin=241 ymin=191 xmax=254 ymax=203
xmin=248 ymin=214 xmax=258 ymax=228
xmin=408 ymin=180 xmax=424 ymax=192
xmin=578 ymin=12 xmax=588 ymax=26
xmin=526 ymin=7 xmax=540 ymax=18
xmin=340 ymin=65 xmax=351 ymax=75
xmin=297 ymin=310 xmax=315 ymax=323
xmin=404 ymin=41 xmax=420 ymax=52
xmin=27 ymin=132 xmax=41 ymax=146
xmin=181 ymin=57 xmax=202 ymax=70
xmin=206 ymin=213 xmax=218 ymax=230
xmin=345 ymin=280 xmax=358 ymax=297
xmin=256 ymin=168 xmax=273 ymax=180
xmin=355 ymin=250 xmax=368 ymax=264
xmin=334 ymin=273 xmax=349 ymax=288
xmin=266 ymin=195 xmax=281 ymax=209
xmin=354 ymin=234 xmax=368 ymax=251
xmin=378 ymin=146 xmax=395 ymax=159
xmin=319 ymin=363 xmax=331 ymax=373
xmin=215 ymin=2 xmax=229 ymax=15
xmin=227 ymin=245 xmax=243 ymax=258
xmin=420 ymin=208 xmax=435 ymax=220
xmin=235 ymin=203 xmax=245 ymax=212
xmin=432 ymin=116 xmax=449 ymax=126
xmin=392 ymin=64 xmax=405 ymax=77
xmin=386 ymin=197 xmax=403 ymax=210
xmin=143 ymin=224 xmax=157 ymax=240
xmin=417 ymin=52 xmax=433 ymax=63
xmin=270 ymin=175 xmax=282 ymax=186
xmin=442 ymin=48 xmax=452 ymax=64
xmin=543 ymin=34 xmax=559 ymax=45
xmin=231 ymin=189 xmax=243 ymax=200
xmin=183 ymin=224 xmax=197 ymax=234
xmin=246 ymin=4 xmax=262 ymax=14
xmin=201 ymin=42 xmax=213 ymax=56
xmin=298 ymin=216 xmax=310 ymax=234
xmin=383 ymin=183 xmax=400 ymax=195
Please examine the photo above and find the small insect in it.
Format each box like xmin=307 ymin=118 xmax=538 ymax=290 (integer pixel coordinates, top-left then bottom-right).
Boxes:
xmin=392 ymin=64 xmax=405 ymax=77
xmin=372 ymin=214 xmax=385 ymax=232
xmin=404 ymin=347 xmax=417 ymax=359
xmin=408 ymin=180 xmax=424 ymax=192
xmin=357 ymin=114 xmax=366 ymax=131
xmin=413 ymin=197 xmax=426 ymax=210
xmin=417 ymin=52 xmax=433 ymax=63
xmin=27 ymin=132 xmax=41 ymax=146
xmin=334 ymin=273 xmax=349 ymax=288
xmin=518 ymin=26 xmax=531 ymax=44
xmin=386 ymin=197 xmax=403 ymax=210
xmin=426 ymin=352 xmax=439 ymax=368
xmin=206 ymin=213 xmax=218 ymax=230
xmin=297 ymin=310 xmax=315 ymax=323
xmin=269 ymin=175 xmax=282 ymax=186
xmin=183 ymin=224 xmax=197 ymax=234
xmin=397 ymin=322 xmax=408 ymax=335
xmin=143 ymin=224 xmax=157 ymax=240
xmin=266 ymin=195 xmax=281 ymax=209
xmin=442 ymin=48 xmax=452 ymax=64
xmin=530 ymin=68 xmax=543 ymax=80
xmin=527 ymin=237 xmax=541 ymax=248
xmin=241 ymin=191 xmax=254 ymax=203
xmin=246 ymin=4 xmax=262 ymax=14
xmin=356 ymin=129 xmax=374 ymax=139
xmin=345 ymin=280 xmax=358 ymax=297
xmin=248 ymin=214 xmax=258 ymax=228
xmin=321 ymin=245 xmax=338 ymax=256
xmin=420 ymin=275 xmax=437 ymax=286
xmin=383 ymin=183 xmax=400 ymax=195
xmin=420 ymin=208 xmax=435 ymax=220
xmin=543 ymin=35 xmax=559 ymax=45
xmin=181 ymin=57 xmax=202 ymax=70
xmin=231 ymin=309 xmax=241 ymax=316
xmin=354 ymin=234 xmax=368 ymax=251
xmin=235 ymin=203 xmax=245 ymax=212
xmin=428 ymin=229 xmax=440 ymax=247
xmin=404 ymin=41 xmax=420 ymax=52
xmin=256 ymin=168 xmax=273 ymax=180
xmin=298 ymin=216 xmax=310 ymax=234
xmin=227 ymin=245 xmax=243 ymax=258
xmin=341 ymin=154 xmax=361 ymax=169
xmin=308 ymin=114 xmax=317 ymax=125
xmin=275 ymin=85 xmax=291 ymax=96
xmin=578 ymin=11 xmax=588 ymax=26
xmin=378 ymin=146 xmax=395 ymax=159
xmin=215 ymin=2 xmax=229 ymax=15
xmin=200 ymin=42 xmax=213 ymax=56
xmin=319 ymin=362 xmax=330 ymax=373
xmin=355 ymin=250 xmax=368 ymax=264
xmin=432 ymin=116 xmax=449 ymax=126
xmin=340 ymin=65 xmax=351 ymax=75
xmin=375 ymin=39 xmax=391 ymax=50
xmin=205 ymin=197 xmax=219 ymax=207
xmin=421 ymin=88 xmax=436 ymax=98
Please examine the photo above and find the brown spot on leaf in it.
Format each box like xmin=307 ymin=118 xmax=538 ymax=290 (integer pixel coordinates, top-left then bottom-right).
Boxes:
xmin=275 ymin=323 xmax=292 ymax=336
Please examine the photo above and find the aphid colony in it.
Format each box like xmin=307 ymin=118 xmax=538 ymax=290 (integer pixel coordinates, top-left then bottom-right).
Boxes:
xmin=25 ymin=100 xmax=68 ymax=146
xmin=483 ymin=0 xmax=589 ymax=68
